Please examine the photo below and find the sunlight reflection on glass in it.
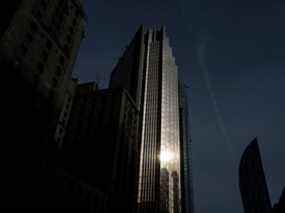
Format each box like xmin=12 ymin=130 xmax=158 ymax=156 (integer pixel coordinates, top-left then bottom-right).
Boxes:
xmin=160 ymin=150 xmax=174 ymax=163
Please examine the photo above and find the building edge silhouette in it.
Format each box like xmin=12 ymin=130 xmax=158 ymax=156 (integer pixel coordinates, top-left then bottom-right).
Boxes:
xmin=239 ymin=138 xmax=272 ymax=213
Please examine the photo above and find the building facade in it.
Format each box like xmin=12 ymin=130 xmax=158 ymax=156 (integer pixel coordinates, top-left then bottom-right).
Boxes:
xmin=178 ymin=82 xmax=194 ymax=213
xmin=110 ymin=26 xmax=183 ymax=213
xmin=0 ymin=0 xmax=86 ymax=144
xmin=54 ymin=78 xmax=78 ymax=147
xmin=0 ymin=0 xmax=86 ymax=207
xmin=62 ymin=83 xmax=140 ymax=212
xmin=239 ymin=138 xmax=272 ymax=213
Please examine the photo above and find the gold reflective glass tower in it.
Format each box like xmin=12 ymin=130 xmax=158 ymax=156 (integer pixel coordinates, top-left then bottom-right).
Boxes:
xmin=110 ymin=26 xmax=182 ymax=213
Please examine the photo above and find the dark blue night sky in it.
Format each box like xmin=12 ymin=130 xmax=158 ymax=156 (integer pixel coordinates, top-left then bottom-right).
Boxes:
xmin=75 ymin=0 xmax=285 ymax=212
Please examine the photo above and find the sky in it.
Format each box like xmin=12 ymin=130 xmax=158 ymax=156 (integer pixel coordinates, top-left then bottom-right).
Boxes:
xmin=75 ymin=0 xmax=285 ymax=212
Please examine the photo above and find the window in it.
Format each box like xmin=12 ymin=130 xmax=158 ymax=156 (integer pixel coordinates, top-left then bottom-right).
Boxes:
xmin=56 ymin=66 xmax=62 ymax=76
xmin=46 ymin=40 xmax=52 ymax=50
xmin=30 ymin=21 xmax=38 ymax=32
xmin=55 ymin=137 xmax=60 ymax=144
xmin=63 ymin=44 xmax=71 ymax=58
xmin=20 ymin=44 xmax=28 ymax=56
xmin=34 ymin=73 xmax=40 ymax=82
xmin=42 ymin=51 xmax=48 ymax=61
xmin=59 ymin=55 xmax=65 ymax=65
xmin=36 ymin=11 xmax=43 ymax=20
xmin=72 ymin=18 xmax=77 ymax=25
xmin=64 ymin=44 xmax=69 ymax=51
xmin=69 ymin=26 xmax=74 ymax=34
xmin=41 ymin=0 xmax=47 ymax=10
xmin=52 ymin=77 xmax=58 ymax=87
xmin=37 ymin=62 xmax=44 ymax=73
xmin=75 ymin=9 xmax=80 ymax=17
xmin=81 ymin=31 xmax=86 ymax=39
xmin=67 ymin=35 xmax=72 ymax=43
xmin=62 ymin=118 xmax=66 ymax=124
xmin=27 ymin=33 xmax=34 ymax=43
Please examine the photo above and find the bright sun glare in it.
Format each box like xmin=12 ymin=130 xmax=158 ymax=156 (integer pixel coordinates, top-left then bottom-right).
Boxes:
xmin=160 ymin=150 xmax=174 ymax=163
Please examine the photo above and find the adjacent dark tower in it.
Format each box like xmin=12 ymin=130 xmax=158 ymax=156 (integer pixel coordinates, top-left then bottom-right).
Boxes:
xmin=179 ymin=82 xmax=194 ymax=213
xmin=61 ymin=82 xmax=139 ymax=213
xmin=62 ymin=83 xmax=140 ymax=212
xmin=0 ymin=0 xmax=86 ymax=146
xmin=110 ymin=26 xmax=190 ymax=213
xmin=0 ymin=0 xmax=86 ymax=207
xmin=239 ymin=138 xmax=272 ymax=213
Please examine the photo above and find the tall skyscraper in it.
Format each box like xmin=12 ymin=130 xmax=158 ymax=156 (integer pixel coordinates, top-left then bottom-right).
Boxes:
xmin=239 ymin=138 xmax=272 ymax=213
xmin=179 ymin=82 xmax=194 ymax=213
xmin=110 ymin=26 xmax=188 ymax=213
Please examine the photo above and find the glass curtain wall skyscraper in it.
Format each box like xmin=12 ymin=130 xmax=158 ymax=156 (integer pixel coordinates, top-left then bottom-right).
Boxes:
xmin=179 ymin=82 xmax=194 ymax=213
xmin=110 ymin=26 xmax=186 ymax=213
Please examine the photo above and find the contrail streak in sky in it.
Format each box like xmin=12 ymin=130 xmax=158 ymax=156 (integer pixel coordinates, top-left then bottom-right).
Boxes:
xmin=178 ymin=0 xmax=236 ymax=164
xmin=197 ymin=41 xmax=236 ymax=164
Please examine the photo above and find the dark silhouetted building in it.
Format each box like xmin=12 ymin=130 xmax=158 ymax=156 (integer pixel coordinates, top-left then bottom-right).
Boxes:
xmin=0 ymin=0 xmax=86 ymax=208
xmin=0 ymin=0 xmax=86 ymax=144
xmin=110 ymin=26 xmax=185 ymax=213
xmin=239 ymin=138 xmax=272 ymax=213
xmin=272 ymin=188 xmax=285 ymax=213
xmin=109 ymin=26 xmax=145 ymax=110
xmin=62 ymin=82 xmax=140 ymax=213
xmin=179 ymin=82 xmax=194 ymax=213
